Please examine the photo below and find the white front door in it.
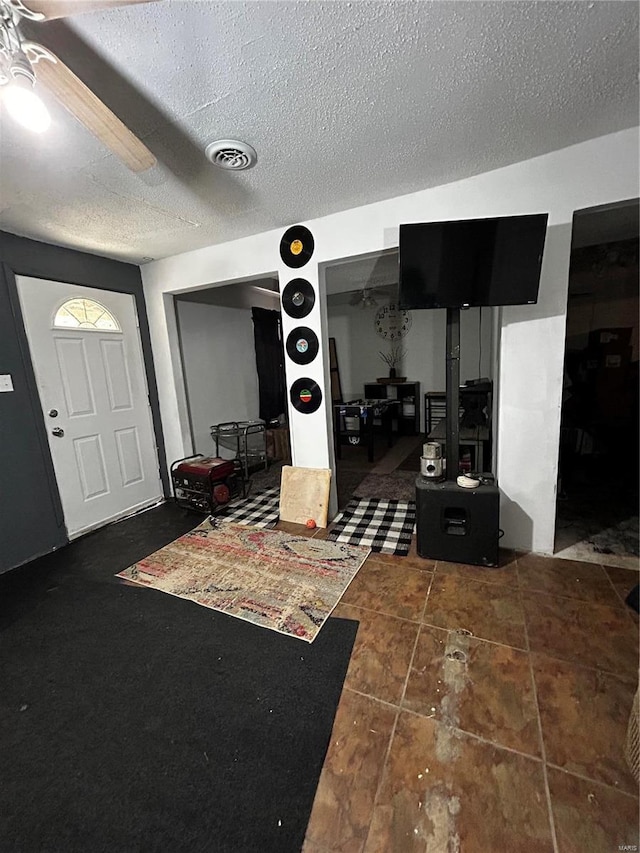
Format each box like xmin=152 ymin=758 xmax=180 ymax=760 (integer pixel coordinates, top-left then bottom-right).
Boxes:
xmin=17 ymin=277 xmax=163 ymax=539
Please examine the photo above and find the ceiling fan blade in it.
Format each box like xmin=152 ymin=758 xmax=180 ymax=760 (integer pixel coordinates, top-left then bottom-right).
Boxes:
xmin=35 ymin=49 xmax=156 ymax=172
xmin=20 ymin=1 xmax=155 ymax=20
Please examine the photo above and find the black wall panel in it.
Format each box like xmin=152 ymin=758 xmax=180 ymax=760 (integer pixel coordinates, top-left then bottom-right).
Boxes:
xmin=0 ymin=232 xmax=168 ymax=574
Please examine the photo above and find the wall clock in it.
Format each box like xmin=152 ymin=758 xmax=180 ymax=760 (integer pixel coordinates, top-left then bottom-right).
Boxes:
xmin=374 ymin=303 xmax=412 ymax=340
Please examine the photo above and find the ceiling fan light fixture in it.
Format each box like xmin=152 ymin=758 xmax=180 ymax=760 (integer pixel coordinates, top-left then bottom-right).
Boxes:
xmin=350 ymin=287 xmax=378 ymax=308
xmin=2 ymin=74 xmax=49 ymax=132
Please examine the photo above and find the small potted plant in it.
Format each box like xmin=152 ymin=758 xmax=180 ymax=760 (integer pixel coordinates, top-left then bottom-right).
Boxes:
xmin=379 ymin=344 xmax=406 ymax=380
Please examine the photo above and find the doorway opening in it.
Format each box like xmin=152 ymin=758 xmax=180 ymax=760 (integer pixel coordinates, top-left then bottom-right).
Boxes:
xmin=174 ymin=275 xmax=290 ymax=494
xmin=555 ymin=199 xmax=639 ymax=569
xmin=324 ymin=250 xmax=493 ymax=508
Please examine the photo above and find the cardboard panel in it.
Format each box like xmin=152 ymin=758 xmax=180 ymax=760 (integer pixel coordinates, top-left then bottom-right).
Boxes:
xmin=279 ymin=465 xmax=331 ymax=528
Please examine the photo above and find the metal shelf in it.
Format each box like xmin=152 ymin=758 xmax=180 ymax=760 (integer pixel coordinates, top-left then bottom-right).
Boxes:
xmin=210 ymin=420 xmax=267 ymax=480
xmin=363 ymin=381 xmax=420 ymax=434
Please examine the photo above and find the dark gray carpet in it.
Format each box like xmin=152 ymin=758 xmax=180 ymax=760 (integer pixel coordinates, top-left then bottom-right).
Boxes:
xmin=354 ymin=470 xmax=418 ymax=502
xmin=397 ymin=434 xmax=427 ymax=471
xmin=0 ymin=504 xmax=357 ymax=853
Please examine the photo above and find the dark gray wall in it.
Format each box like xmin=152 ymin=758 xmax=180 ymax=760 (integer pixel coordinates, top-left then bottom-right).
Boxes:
xmin=0 ymin=232 xmax=168 ymax=574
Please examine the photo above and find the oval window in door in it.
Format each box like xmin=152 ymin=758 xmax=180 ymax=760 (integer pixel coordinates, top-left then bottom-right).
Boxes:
xmin=53 ymin=298 xmax=121 ymax=331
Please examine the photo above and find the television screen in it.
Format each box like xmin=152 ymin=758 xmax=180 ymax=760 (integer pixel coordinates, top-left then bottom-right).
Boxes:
xmin=398 ymin=213 xmax=548 ymax=309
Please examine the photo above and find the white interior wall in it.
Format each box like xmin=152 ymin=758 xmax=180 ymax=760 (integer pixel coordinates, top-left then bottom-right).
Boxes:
xmin=278 ymin=251 xmax=334 ymax=473
xmin=327 ymin=304 xmax=393 ymax=399
xmin=176 ymin=300 xmax=259 ymax=457
xmin=141 ymin=127 xmax=639 ymax=554
xmin=403 ymin=307 xmax=494 ymax=430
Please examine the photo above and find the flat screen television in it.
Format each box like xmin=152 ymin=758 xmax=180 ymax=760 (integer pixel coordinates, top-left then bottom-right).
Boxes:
xmin=398 ymin=213 xmax=548 ymax=309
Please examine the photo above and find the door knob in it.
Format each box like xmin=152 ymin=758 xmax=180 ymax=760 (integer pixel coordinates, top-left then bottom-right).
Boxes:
xmin=48 ymin=408 xmax=58 ymax=418
xmin=51 ymin=427 xmax=64 ymax=437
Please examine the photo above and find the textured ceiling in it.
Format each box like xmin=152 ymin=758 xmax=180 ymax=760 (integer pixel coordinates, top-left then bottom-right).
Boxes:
xmin=325 ymin=251 xmax=399 ymax=295
xmin=177 ymin=276 xmax=279 ymax=308
xmin=0 ymin=0 xmax=638 ymax=263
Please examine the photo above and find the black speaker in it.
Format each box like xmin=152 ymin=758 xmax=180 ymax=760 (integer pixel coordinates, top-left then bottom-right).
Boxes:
xmin=415 ymin=478 xmax=499 ymax=566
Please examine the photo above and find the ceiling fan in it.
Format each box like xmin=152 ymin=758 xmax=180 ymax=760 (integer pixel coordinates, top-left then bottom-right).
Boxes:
xmin=0 ymin=0 xmax=156 ymax=171
xmin=349 ymin=286 xmax=381 ymax=309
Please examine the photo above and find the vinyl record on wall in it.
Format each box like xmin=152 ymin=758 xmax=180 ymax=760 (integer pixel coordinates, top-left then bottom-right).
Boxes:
xmin=281 ymin=278 xmax=315 ymax=319
xmin=280 ymin=225 xmax=315 ymax=268
xmin=290 ymin=378 xmax=322 ymax=414
xmin=286 ymin=327 xmax=319 ymax=365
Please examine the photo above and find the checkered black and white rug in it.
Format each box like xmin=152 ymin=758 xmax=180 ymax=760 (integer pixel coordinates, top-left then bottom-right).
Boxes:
xmin=328 ymin=498 xmax=416 ymax=556
xmin=215 ymin=486 xmax=280 ymax=529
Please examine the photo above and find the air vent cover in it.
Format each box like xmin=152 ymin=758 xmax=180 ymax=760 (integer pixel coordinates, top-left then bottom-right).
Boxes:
xmin=205 ymin=139 xmax=257 ymax=170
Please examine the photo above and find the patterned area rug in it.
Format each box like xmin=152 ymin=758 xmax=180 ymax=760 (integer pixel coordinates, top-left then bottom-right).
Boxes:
xmin=555 ymin=488 xmax=640 ymax=570
xmin=589 ymin=516 xmax=639 ymax=557
xmin=328 ymin=498 xmax=416 ymax=556
xmin=556 ymin=516 xmax=640 ymax=570
xmin=354 ymin=470 xmax=418 ymax=502
xmin=117 ymin=521 xmax=369 ymax=642
xmin=217 ymin=486 xmax=280 ymax=528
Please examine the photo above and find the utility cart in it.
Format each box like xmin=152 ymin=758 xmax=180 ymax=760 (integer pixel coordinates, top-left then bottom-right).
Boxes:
xmin=210 ymin=420 xmax=268 ymax=480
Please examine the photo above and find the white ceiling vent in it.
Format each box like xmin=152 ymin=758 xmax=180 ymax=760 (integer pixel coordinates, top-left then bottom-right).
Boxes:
xmin=205 ymin=140 xmax=258 ymax=171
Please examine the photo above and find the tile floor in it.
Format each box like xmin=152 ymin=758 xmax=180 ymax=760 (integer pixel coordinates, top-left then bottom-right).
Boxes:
xmin=298 ymin=536 xmax=640 ymax=852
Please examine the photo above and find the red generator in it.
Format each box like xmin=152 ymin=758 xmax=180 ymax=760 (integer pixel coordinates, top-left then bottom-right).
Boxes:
xmin=171 ymin=455 xmax=243 ymax=514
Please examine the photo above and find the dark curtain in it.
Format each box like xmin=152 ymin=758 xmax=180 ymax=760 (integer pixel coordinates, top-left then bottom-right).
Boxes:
xmin=252 ymin=307 xmax=286 ymax=423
